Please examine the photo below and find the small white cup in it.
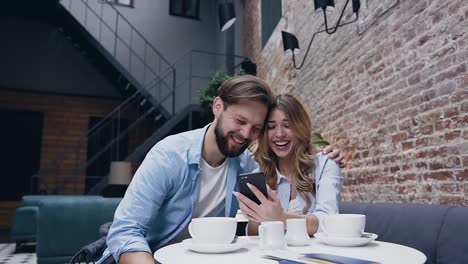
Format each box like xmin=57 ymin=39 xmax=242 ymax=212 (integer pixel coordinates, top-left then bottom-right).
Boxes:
xmin=285 ymin=218 xmax=310 ymax=246
xmin=259 ymin=221 xmax=286 ymax=250
xmin=188 ymin=217 xmax=237 ymax=244
xmin=320 ymin=214 xmax=366 ymax=238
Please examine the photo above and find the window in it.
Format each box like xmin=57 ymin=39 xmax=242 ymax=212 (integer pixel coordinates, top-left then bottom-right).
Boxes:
xmin=106 ymin=0 xmax=134 ymax=8
xmin=170 ymin=0 xmax=200 ymax=20
xmin=261 ymin=0 xmax=282 ymax=47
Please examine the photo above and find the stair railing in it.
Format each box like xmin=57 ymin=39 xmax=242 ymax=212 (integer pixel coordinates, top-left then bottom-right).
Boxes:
xmin=75 ymin=50 xmax=247 ymax=194
xmin=60 ymin=0 xmax=176 ymax=115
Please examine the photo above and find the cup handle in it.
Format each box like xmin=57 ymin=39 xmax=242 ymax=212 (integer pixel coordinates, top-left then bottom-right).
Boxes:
xmin=258 ymin=225 xmax=265 ymax=247
xmin=188 ymin=222 xmax=194 ymax=239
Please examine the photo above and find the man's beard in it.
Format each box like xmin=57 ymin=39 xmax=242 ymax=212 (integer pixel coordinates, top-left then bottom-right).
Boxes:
xmin=214 ymin=122 xmax=249 ymax=157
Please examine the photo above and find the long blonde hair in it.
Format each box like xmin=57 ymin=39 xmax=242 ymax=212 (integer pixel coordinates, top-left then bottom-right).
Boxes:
xmin=253 ymin=94 xmax=316 ymax=214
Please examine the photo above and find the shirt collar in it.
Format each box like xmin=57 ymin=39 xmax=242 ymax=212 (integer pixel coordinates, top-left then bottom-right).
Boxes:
xmin=187 ymin=123 xmax=211 ymax=165
xmin=276 ymin=168 xmax=290 ymax=185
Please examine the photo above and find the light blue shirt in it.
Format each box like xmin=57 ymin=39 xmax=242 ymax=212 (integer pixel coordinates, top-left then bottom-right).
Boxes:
xmin=98 ymin=125 xmax=258 ymax=263
xmin=276 ymin=153 xmax=342 ymax=223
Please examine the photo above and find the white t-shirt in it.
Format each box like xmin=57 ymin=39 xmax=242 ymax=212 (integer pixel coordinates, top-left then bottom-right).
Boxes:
xmin=169 ymin=157 xmax=228 ymax=243
xmin=192 ymin=157 xmax=228 ymax=217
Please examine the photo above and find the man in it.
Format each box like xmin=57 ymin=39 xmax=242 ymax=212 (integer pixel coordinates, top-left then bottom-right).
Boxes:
xmin=97 ymin=75 xmax=342 ymax=264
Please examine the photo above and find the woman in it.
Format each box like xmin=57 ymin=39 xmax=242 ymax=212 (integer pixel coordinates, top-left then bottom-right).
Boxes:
xmin=235 ymin=94 xmax=342 ymax=235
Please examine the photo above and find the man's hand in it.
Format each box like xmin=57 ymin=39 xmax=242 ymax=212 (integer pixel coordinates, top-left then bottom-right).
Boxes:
xmin=120 ymin=251 xmax=155 ymax=264
xmin=321 ymin=145 xmax=346 ymax=168
xmin=234 ymin=184 xmax=285 ymax=223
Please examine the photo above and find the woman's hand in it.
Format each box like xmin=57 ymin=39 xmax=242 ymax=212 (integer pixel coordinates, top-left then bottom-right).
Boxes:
xmin=235 ymin=183 xmax=285 ymax=223
xmin=322 ymin=145 xmax=346 ymax=168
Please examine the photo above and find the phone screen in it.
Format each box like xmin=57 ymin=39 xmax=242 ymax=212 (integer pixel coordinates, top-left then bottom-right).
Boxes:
xmin=238 ymin=172 xmax=268 ymax=205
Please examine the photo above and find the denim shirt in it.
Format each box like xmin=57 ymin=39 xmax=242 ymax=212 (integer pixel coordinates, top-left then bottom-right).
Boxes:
xmin=98 ymin=125 xmax=258 ymax=263
xmin=276 ymin=153 xmax=342 ymax=225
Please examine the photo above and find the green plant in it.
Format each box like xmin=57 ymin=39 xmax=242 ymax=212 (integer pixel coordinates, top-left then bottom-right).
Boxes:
xmin=199 ymin=71 xmax=231 ymax=110
xmin=312 ymin=131 xmax=330 ymax=147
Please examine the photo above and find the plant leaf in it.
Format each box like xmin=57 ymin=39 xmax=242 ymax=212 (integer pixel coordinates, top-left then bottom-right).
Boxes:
xmin=312 ymin=140 xmax=330 ymax=147
xmin=313 ymin=131 xmax=324 ymax=140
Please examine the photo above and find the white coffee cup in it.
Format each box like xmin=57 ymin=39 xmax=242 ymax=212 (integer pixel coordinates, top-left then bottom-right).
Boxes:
xmin=285 ymin=218 xmax=310 ymax=246
xmin=320 ymin=214 xmax=366 ymax=238
xmin=188 ymin=217 xmax=237 ymax=244
xmin=259 ymin=221 xmax=286 ymax=250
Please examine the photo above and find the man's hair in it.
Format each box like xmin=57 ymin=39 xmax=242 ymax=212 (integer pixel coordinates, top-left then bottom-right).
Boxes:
xmin=218 ymin=75 xmax=276 ymax=109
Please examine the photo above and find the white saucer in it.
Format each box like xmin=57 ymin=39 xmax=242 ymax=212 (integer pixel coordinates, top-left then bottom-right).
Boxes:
xmin=182 ymin=238 xmax=246 ymax=254
xmin=314 ymin=232 xmax=378 ymax=247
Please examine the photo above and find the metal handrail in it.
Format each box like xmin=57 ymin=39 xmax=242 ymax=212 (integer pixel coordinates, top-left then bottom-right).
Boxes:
xmin=73 ymin=0 xmax=173 ymax=86
xmin=81 ymin=49 xmax=247 ymax=179
xmin=73 ymin=0 xmax=172 ymax=68
xmin=34 ymin=3 xmax=247 ymax=195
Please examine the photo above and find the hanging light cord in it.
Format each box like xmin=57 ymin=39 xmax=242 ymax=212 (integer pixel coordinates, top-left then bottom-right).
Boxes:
xmin=292 ymin=2 xmax=359 ymax=69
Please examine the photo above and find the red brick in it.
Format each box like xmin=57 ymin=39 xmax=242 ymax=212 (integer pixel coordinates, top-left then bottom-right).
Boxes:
xmin=436 ymin=64 xmax=466 ymax=82
xmin=402 ymin=141 xmax=414 ymax=151
xmin=391 ymin=132 xmax=407 ymax=142
xmin=422 ymin=184 xmax=433 ymax=193
xmin=418 ymin=34 xmax=431 ymax=46
xmin=362 ymin=151 xmax=369 ymax=158
xmin=439 ymin=183 xmax=461 ymax=193
xmin=397 ymin=173 xmax=417 ymax=183
xmin=422 ymin=171 xmax=454 ymax=181
xmin=439 ymin=196 xmax=467 ymax=206
xmin=435 ymin=120 xmax=451 ymax=131
xmin=415 ymin=137 xmax=430 ymax=147
xmin=395 ymin=185 xmax=417 ymax=194
xmin=421 ymin=125 xmax=434 ymax=135
xmin=463 ymin=156 xmax=468 ymax=167
xmin=402 ymin=164 xmax=412 ymax=171
xmin=445 ymin=130 xmax=461 ymax=141
xmin=444 ymin=107 xmax=459 ymax=118
xmin=390 ymin=166 xmax=400 ymax=173
xmin=0 ymin=89 xmax=142 ymax=196
xmin=375 ymin=176 xmax=396 ymax=184
xmin=429 ymin=161 xmax=444 ymax=170
xmin=253 ymin=0 xmax=468 ymax=206
xmin=455 ymin=169 xmax=468 ymax=181
xmin=415 ymin=162 xmax=428 ymax=169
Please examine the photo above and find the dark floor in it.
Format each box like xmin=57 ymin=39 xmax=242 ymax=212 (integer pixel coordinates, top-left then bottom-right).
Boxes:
xmin=0 ymin=228 xmax=12 ymax=243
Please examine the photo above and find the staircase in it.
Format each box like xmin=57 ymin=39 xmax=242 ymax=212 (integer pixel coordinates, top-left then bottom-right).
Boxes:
xmin=32 ymin=0 xmax=247 ymax=195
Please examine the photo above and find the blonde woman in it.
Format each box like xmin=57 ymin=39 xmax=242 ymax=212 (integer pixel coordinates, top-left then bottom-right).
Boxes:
xmin=235 ymin=94 xmax=342 ymax=236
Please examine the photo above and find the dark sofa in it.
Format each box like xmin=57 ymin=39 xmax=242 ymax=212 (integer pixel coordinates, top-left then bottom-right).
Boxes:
xmin=11 ymin=195 xmax=121 ymax=264
xmin=11 ymin=195 xmax=102 ymax=245
xmin=36 ymin=196 xmax=121 ymax=264
xmin=339 ymin=202 xmax=468 ymax=264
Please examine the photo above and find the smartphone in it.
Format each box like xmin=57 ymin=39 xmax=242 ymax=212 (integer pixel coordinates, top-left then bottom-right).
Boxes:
xmin=238 ymin=172 xmax=268 ymax=205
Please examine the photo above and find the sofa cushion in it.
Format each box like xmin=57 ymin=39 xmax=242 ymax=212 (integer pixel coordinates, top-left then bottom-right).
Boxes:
xmin=436 ymin=206 xmax=468 ymax=263
xmin=11 ymin=206 xmax=38 ymax=241
xmin=36 ymin=197 xmax=121 ymax=264
xmin=364 ymin=203 xmax=449 ymax=264
xmin=21 ymin=195 xmax=101 ymax=206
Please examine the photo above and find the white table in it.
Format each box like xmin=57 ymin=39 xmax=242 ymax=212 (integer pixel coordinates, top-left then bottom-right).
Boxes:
xmin=154 ymin=236 xmax=426 ymax=264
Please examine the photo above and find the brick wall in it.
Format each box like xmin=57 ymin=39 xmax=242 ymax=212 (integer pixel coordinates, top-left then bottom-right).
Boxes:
xmin=245 ymin=0 xmax=468 ymax=205
xmin=0 ymin=89 xmax=151 ymax=194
